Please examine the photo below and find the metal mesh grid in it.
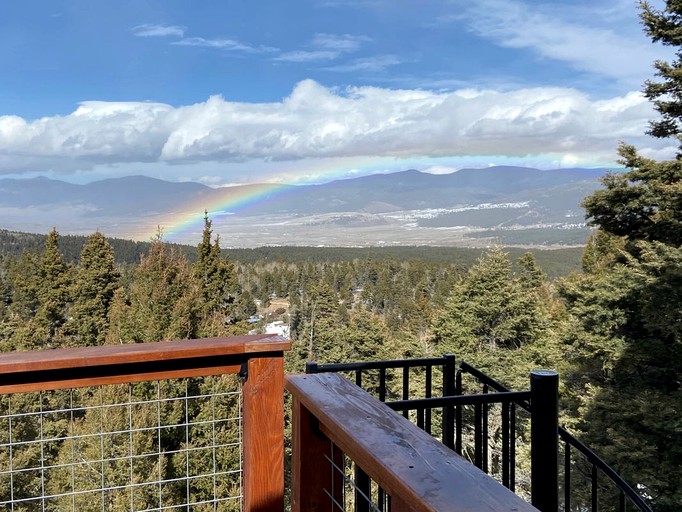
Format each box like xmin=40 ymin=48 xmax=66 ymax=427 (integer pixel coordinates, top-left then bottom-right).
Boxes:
xmin=0 ymin=375 xmax=242 ymax=511
xmin=323 ymin=440 xmax=386 ymax=512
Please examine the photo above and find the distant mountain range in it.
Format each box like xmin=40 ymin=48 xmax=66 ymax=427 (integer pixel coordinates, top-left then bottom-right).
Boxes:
xmin=0 ymin=167 xmax=609 ymax=247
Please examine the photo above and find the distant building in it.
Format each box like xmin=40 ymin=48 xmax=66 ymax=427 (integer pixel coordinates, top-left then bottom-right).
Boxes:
xmin=265 ymin=321 xmax=290 ymax=339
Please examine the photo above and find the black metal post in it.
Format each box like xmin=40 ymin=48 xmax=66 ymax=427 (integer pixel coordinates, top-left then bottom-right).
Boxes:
xmin=455 ymin=369 xmax=462 ymax=455
xmin=531 ymin=369 xmax=559 ymax=512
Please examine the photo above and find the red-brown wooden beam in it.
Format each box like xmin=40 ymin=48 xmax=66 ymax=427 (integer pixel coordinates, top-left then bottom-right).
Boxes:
xmin=290 ymin=396 xmax=344 ymax=512
xmin=243 ymin=355 xmax=286 ymax=512
xmin=0 ymin=335 xmax=289 ymax=394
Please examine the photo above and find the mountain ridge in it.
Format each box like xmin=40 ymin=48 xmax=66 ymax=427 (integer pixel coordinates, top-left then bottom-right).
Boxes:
xmin=0 ymin=166 xmax=608 ymax=246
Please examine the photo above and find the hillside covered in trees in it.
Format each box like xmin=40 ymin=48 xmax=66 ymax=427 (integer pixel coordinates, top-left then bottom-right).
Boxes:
xmin=0 ymin=207 xmax=678 ymax=507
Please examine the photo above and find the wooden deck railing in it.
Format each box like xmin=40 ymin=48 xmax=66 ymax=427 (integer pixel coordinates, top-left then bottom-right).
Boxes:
xmin=0 ymin=334 xmax=289 ymax=512
xmin=287 ymin=372 xmax=539 ymax=512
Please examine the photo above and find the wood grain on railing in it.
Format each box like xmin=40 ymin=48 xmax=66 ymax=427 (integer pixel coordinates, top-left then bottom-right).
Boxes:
xmin=287 ymin=372 xmax=538 ymax=512
xmin=244 ymin=355 xmax=286 ymax=512
xmin=0 ymin=334 xmax=288 ymax=393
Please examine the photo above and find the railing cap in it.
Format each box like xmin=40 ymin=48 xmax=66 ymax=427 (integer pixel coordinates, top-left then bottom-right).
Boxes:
xmin=0 ymin=334 xmax=290 ymax=375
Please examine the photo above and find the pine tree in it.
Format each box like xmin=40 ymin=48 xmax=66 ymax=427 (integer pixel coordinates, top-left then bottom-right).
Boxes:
xmin=34 ymin=228 xmax=72 ymax=341
xmin=432 ymin=248 xmax=552 ymax=389
xmin=5 ymin=229 xmax=75 ymax=350
xmin=193 ymin=212 xmax=248 ymax=336
xmin=113 ymin=237 xmax=201 ymax=343
xmin=70 ymin=232 xmax=120 ymax=346
xmin=559 ymin=2 xmax=682 ymax=508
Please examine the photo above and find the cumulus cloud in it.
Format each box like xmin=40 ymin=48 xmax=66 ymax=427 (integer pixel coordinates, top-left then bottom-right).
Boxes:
xmin=132 ymin=24 xmax=185 ymax=38
xmin=0 ymin=80 xmax=666 ymax=176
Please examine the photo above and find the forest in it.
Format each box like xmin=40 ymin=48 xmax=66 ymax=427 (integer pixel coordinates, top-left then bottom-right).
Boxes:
xmin=0 ymin=1 xmax=681 ymax=510
xmin=0 ymin=203 xmax=679 ymax=509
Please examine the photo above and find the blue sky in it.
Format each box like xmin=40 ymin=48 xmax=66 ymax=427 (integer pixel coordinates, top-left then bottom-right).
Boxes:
xmin=0 ymin=0 xmax=675 ymax=186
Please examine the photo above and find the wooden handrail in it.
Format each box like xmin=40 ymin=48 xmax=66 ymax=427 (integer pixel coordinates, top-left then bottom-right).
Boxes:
xmin=0 ymin=334 xmax=288 ymax=374
xmin=287 ymin=372 xmax=538 ymax=512
xmin=0 ymin=334 xmax=288 ymax=393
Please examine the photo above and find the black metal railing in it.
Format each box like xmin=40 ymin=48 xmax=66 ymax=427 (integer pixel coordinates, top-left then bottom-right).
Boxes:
xmin=306 ymin=356 xmax=652 ymax=512
xmin=288 ymin=372 xmax=537 ymax=512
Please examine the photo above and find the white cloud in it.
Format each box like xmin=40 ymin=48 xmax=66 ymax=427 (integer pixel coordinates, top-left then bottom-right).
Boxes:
xmin=454 ymin=0 xmax=668 ymax=85
xmin=172 ymin=37 xmax=277 ymax=53
xmin=276 ymin=33 xmax=369 ymax=62
xmin=422 ymin=165 xmax=458 ymax=175
xmin=324 ymin=55 xmax=402 ymax=72
xmin=275 ymin=50 xmax=341 ymax=63
xmin=132 ymin=24 xmax=185 ymax=38
xmin=312 ymin=33 xmax=370 ymax=52
xmin=0 ymin=80 xmax=666 ymax=177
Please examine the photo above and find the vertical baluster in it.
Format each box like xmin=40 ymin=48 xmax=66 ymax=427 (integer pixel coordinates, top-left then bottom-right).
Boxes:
xmin=442 ymin=354 xmax=456 ymax=450
xmin=379 ymin=369 xmax=386 ymax=402
xmin=619 ymin=491 xmax=626 ymax=512
xmin=510 ymin=402 xmax=516 ymax=493
xmin=355 ymin=467 xmax=370 ymax=512
xmin=474 ymin=402 xmax=483 ymax=469
xmin=455 ymin=370 xmax=462 ymax=455
xmin=502 ymin=401 xmax=510 ymax=488
xmin=417 ymin=408 xmax=424 ymax=430
xmin=425 ymin=365 xmax=432 ymax=435
xmin=565 ymin=442 xmax=571 ymax=512
xmin=530 ymin=370 xmax=559 ymax=512
xmin=482 ymin=384 xmax=489 ymax=474
xmin=355 ymin=370 xmax=362 ymax=388
xmin=402 ymin=367 xmax=409 ymax=419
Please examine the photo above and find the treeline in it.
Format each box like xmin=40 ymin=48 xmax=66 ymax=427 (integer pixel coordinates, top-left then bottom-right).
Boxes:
xmin=0 ymin=228 xmax=584 ymax=277
xmin=0 ymin=228 xmax=159 ymax=265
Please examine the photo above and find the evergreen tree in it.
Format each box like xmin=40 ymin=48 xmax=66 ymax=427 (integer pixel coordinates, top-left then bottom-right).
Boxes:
xmin=0 ymin=258 xmax=8 ymax=326
xmin=559 ymin=2 xmax=682 ymax=508
xmin=70 ymin=232 xmax=120 ymax=346
xmin=194 ymin=212 xmax=249 ymax=336
xmin=433 ymin=248 xmax=553 ymax=389
xmin=111 ymin=237 xmax=201 ymax=343
xmin=34 ymin=228 xmax=72 ymax=341
xmin=3 ymin=230 xmax=73 ymax=350
xmin=298 ymin=282 xmax=342 ymax=363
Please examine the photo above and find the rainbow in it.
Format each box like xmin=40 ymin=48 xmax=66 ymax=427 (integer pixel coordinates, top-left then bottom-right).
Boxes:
xmin=145 ymin=182 xmax=297 ymax=242
xmin=143 ymin=155 xmax=402 ymax=242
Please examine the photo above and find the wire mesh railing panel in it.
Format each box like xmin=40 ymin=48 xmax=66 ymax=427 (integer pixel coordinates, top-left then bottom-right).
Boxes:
xmin=323 ymin=439 xmax=387 ymax=512
xmin=0 ymin=375 xmax=243 ymax=511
